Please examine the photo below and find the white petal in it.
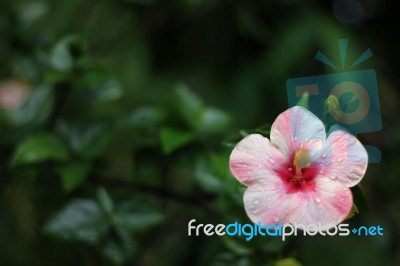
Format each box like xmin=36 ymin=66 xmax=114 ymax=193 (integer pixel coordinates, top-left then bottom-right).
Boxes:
xmin=270 ymin=106 xmax=326 ymax=157
xmin=243 ymin=177 xmax=352 ymax=229
xmin=312 ymin=130 xmax=368 ymax=187
xmin=229 ymin=134 xmax=287 ymax=185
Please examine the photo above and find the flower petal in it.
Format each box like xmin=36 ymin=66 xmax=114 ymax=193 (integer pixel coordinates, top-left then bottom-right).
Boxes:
xmin=313 ymin=130 xmax=368 ymax=187
xmin=270 ymin=106 xmax=326 ymax=157
xmin=244 ymin=177 xmax=352 ymax=229
xmin=229 ymin=134 xmax=287 ymax=185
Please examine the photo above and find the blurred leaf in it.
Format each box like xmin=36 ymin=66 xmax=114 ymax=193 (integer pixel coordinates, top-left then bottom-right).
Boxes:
xmin=195 ymin=154 xmax=224 ymax=193
xmin=351 ymin=185 xmax=370 ymax=211
xmin=77 ymin=69 xmax=122 ymax=103
xmin=50 ymin=35 xmax=85 ymax=72
xmin=197 ymin=107 xmax=231 ymax=134
xmin=11 ymin=133 xmax=69 ymax=167
xmin=102 ymin=238 xmax=126 ymax=266
xmin=13 ymin=85 xmax=54 ymax=127
xmin=195 ymin=170 xmax=221 ymax=193
xmin=223 ymin=124 xmax=270 ymax=147
xmin=97 ymin=187 xmax=114 ymax=216
xmin=44 ymin=199 xmax=108 ymax=244
xmin=118 ymin=106 xmax=166 ymax=130
xmin=56 ymin=161 xmax=91 ymax=192
xmin=113 ymin=212 xmax=163 ymax=232
xmin=101 ymin=228 xmax=137 ymax=266
xmin=275 ymin=258 xmax=302 ymax=266
xmin=160 ymin=127 xmax=195 ymax=154
xmin=58 ymin=120 xmax=113 ymax=159
xmin=18 ymin=1 xmax=48 ymax=27
xmin=222 ymin=236 xmax=253 ymax=256
xmin=174 ymin=82 xmax=203 ymax=127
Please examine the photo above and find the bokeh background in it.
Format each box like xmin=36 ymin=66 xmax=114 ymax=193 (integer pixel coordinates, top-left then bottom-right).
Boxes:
xmin=0 ymin=0 xmax=399 ymax=265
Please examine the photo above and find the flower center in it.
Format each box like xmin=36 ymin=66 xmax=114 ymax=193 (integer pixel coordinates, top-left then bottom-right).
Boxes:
xmin=275 ymin=148 xmax=317 ymax=193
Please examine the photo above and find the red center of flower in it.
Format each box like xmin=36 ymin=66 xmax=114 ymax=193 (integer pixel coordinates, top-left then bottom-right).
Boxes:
xmin=274 ymin=148 xmax=318 ymax=193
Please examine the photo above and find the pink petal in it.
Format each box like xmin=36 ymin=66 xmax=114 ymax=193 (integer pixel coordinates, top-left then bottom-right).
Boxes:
xmin=229 ymin=134 xmax=287 ymax=185
xmin=244 ymin=177 xmax=352 ymax=228
xmin=313 ymin=130 xmax=368 ymax=187
xmin=270 ymin=106 xmax=326 ymax=158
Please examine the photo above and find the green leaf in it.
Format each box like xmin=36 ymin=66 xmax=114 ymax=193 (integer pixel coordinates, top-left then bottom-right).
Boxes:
xmin=113 ymin=212 xmax=163 ymax=232
xmin=118 ymin=106 xmax=166 ymax=130
xmin=222 ymin=236 xmax=253 ymax=256
xmin=351 ymin=185 xmax=370 ymax=211
xmin=77 ymin=69 xmax=122 ymax=103
xmin=160 ymin=127 xmax=195 ymax=154
xmin=57 ymin=120 xmax=113 ymax=159
xmin=195 ymin=154 xmax=224 ymax=193
xmin=44 ymin=199 xmax=108 ymax=244
xmin=197 ymin=107 xmax=231 ymax=134
xmin=13 ymin=86 xmax=54 ymax=127
xmin=195 ymin=168 xmax=222 ymax=194
xmin=296 ymin=92 xmax=309 ymax=109
xmin=11 ymin=133 xmax=69 ymax=167
xmin=101 ymin=230 xmax=137 ymax=266
xmin=56 ymin=162 xmax=91 ymax=192
xmin=223 ymin=124 xmax=270 ymax=147
xmin=102 ymin=239 xmax=126 ymax=266
xmin=174 ymin=82 xmax=203 ymax=127
xmin=275 ymin=258 xmax=302 ymax=266
xmin=50 ymin=35 xmax=85 ymax=72
xmin=346 ymin=203 xmax=359 ymax=219
xmin=97 ymin=187 xmax=114 ymax=216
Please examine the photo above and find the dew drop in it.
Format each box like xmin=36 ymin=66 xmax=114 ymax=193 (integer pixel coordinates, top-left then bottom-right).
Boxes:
xmin=320 ymin=169 xmax=324 ymax=174
xmin=330 ymin=173 xmax=337 ymax=180
xmin=288 ymin=167 xmax=293 ymax=171
xmin=337 ymin=157 xmax=343 ymax=163
xmin=294 ymin=136 xmax=298 ymax=141
xmin=253 ymin=200 xmax=259 ymax=205
xmin=305 ymin=137 xmax=309 ymax=141
xmin=322 ymin=152 xmax=327 ymax=158
xmin=253 ymin=210 xmax=258 ymax=214
xmin=268 ymin=157 xmax=276 ymax=164
xmin=273 ymin=216 xmax=279 ymax=222
xmin=315 ymin=197 xmax=321 ymax=203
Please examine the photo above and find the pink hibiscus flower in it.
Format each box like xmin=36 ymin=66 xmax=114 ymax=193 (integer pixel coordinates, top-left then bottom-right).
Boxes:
xmin=229 ymin=106 xmax=368 ymax=228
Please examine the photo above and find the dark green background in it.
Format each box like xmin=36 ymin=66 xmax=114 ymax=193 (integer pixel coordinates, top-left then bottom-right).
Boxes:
xmin=0 ymin=0 xmax=399 ymax=265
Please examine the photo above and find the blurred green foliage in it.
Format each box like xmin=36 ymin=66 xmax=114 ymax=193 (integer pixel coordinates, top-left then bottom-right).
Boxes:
xmin=0 ymin=0 xmax=399 ymax=265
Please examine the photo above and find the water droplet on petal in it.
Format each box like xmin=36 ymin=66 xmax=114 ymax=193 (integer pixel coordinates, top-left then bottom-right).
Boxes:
xmin=320 ymin=169 xmax=324 ymax=174
xmin=288 ymin=167 xmax=293 ymax=171
xmin=322 ymin=152 xmax=327 ymax=158
xmin=305 ymin=137 xmax=309 ymax=141
xmin=337 ymin=157 xmax=343 ymax=163
xmin=253 ymin=200 xmax=259 ymax=205
xmin=294 ymin=135 xmax=298 ymax=141
xmin=268 ymin=157 xmax=276 ymax=164
xmin=315 ymin=197 xmax=321 ymax=203
xmin=253 ymin=210 xmax=258 ymax=214
xmin=273 ymin=216 xmax=279 ymax=222
xmin=330 ymin=173 xmax=337 ymax=180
